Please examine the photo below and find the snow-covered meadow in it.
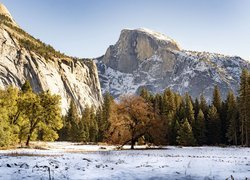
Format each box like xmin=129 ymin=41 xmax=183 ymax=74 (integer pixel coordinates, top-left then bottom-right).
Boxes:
xmin=0 ymin=142 xmax=249 ymax=179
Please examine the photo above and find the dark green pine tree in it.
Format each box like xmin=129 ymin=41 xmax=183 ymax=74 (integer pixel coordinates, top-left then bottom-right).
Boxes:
xmin=247 ymin=73 xmax=250 ymax=146
xmin=193 ymin=109 xmax=206 ymax=145
xmin=139 ymin=88 xmax=151 ymax=102
xmin=81 ymin=106 xmax=91 ymax=142
xmin=174 ymin=93 xmax=182 ymax=112
xmin=95 ymin=108 xmax=103 ymax=141
xmin=226 ymin=91 xmax=239 ymax=145
xmin=221 ymin=100 xmax=230 ymax=144
xmin=161 ymin=90 xmax=170 ymax=120
xmin=200 ymin=94 xmax=208 ymax=118
xmin=207 ymin=105 xmax=220 ymax=145
xmin=163 ymin=89 xmax=177 ymax=113
xmin=98 ymin=92 xmax=113 ymax=141
xmin=152 ymin=93 xmax=162 ymax=115
xmin=212 ymin=85 xmax=222 ymax=143
xmin=88 ymin=107 xmax=98 ymax=142
xmin=246 ymin=72 xmax=250 ymax=147
xmin=177 ymin=118 xmax=196 ymax=146
xmin=161 ymin=89 xmax=177 ymax=143
xmin=58 ymin=116 xmax=68 ymax=141
xmin=239 ymin=69 xmax=250 ymax=146
xmin=212 ymin=85 xmax=222 ymax=112
xmin=59 ymin=100 xmax=80 ymax=141
xmin=68 ymin=101 xmax=81 ymax=142
xmin=77 ymin=117 xmax=88 ymax=142
xmin=166 ymin=111 xmax=175 ymax=144
xmin=176 ymin=98 xmax=186 ymax=123
xmin=239 ymin=69 xmax=249 ymax=146
xmin=193 ymin=98 xmax=200 ymax=120
xmin=168 ymin=117 xmax=180 ymax=145
xmin=184 ymin=93 xmax=195 ymax=124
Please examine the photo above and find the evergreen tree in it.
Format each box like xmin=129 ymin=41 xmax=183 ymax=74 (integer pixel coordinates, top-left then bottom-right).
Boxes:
xmin=161 ymin=90 xmax=170 ymax=121
xmin=78 ymin=117 xmax=88 ymax=142
xmin=193 ymin=98 xmax=200 ymax=120
xmin=139 ymin=88 xmax=151 ymax=102
xmin=174 ymin=94 xmax=182 ymax=112
xmin=220 ymin=101 xmax=228 ymax=144
xmin=239 ymin=69 xmax=249 ymax=146
xmin=212 ymin=85 xmax=222 ymax=112
xmin=58 ymin=116 xmax=68 ymax=141
xmin=207 ymin=105 xmax=220 ymax=145
xmin=184 ymin=93 xmax=195 ymax=124
xmin=226 ymin=91 xmax=239 ymax=145
xmin=80 ymin=106 xmax=91 ymax=142
xmin=212 ymin=85 xmax=222 ymax=143
xmin=98 ymin=92 xmax=113 ymax=141
xmin=95 ymin=108 xmax=103 ymax=141
xmin=176 ymin=99 xmax=186 ymax=123
xmin=200 ymin=94 xmax=208 ymax=118
xmin=193 ymin=109 xmax=206 ymax=145
xmin=247 ymin=74 xmax=250 ymax=146
xmin=177 ymin=118 xmax=196 ymax=146
xmin=59 ymin=100 xmax=80 ymax=141
xmin=152 ymin=93 xmax=162 ymax=114
xmin=163 ymin=89 xmax=176 ymax=114
xmin=168 ymin=114 xmax=180 ymax=145
xmin=160 ymin=89 xmax=177 ymax=144
xmin=88 ymin=107 xmax=98 ymax=142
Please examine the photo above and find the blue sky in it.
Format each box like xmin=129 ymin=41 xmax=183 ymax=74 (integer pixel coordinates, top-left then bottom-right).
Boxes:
xmin=2 ymin=0 xmax=250 ymax=60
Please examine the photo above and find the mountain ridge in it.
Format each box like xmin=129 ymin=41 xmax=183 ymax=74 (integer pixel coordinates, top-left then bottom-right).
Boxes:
xmin=0 ymin=3 xmax=18 ymax=26
xmin=97 ymin=28 xmax=250 ymax=100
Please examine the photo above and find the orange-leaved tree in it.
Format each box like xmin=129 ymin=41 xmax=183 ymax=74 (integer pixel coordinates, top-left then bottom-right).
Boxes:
xmin=107 ymin=95 xmax=163 ymax=149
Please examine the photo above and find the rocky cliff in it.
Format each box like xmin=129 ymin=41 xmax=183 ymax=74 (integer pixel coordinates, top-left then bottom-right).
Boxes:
xmin=97 ymin=28 xmax=250 ymax=100
xmin=0 ymin=4 xmax=102 ymax=114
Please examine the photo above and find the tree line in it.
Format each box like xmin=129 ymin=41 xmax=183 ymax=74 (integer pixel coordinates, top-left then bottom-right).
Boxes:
xmin=58 ymin=92 xmax=112 ymax=143
xmin=1 ymin=69 xmax=249 ymax=148
xmin=60 ymin=69 xmax=250 ymax=148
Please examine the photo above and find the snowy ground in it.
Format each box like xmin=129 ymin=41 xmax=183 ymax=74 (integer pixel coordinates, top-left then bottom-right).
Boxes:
xmin=0 ymin=142 xmax=249 ymax=180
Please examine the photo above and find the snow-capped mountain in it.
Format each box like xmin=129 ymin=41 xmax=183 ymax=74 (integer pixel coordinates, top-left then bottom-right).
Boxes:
xmin=97 ymin=28 xmax=250 ymax=100
xmin=0 ymin=4 xmax=102 ymax=114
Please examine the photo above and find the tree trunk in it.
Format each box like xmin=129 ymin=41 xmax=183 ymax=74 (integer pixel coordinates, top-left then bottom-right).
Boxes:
xmin=131 ymin=139 xmax=135 ymax=149
xmin=241 ymin=118 xmax=244 ymax=146
xmin=26 ymin=135 xmax=31 ymax=146
xmin=234 ymin=132 xmax=237 ymax=146
xmin=246 ymin=124 xmax=249 ymax=147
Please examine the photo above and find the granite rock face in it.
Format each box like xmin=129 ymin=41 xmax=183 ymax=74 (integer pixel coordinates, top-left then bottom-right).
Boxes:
xmin=97 ymin=28 xmax=250 ymax=100
xmin=0 ymin=6 xmax=102 ymax=114
xmin=0 ymin=3 xmax=17 ymax=26
xmin=102 ymin=28 xmax=180 ymax=74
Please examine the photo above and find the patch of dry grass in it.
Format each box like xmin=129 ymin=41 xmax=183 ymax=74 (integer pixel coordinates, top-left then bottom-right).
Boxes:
xmin=2 ymin=152 xmax=62 ymax=157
